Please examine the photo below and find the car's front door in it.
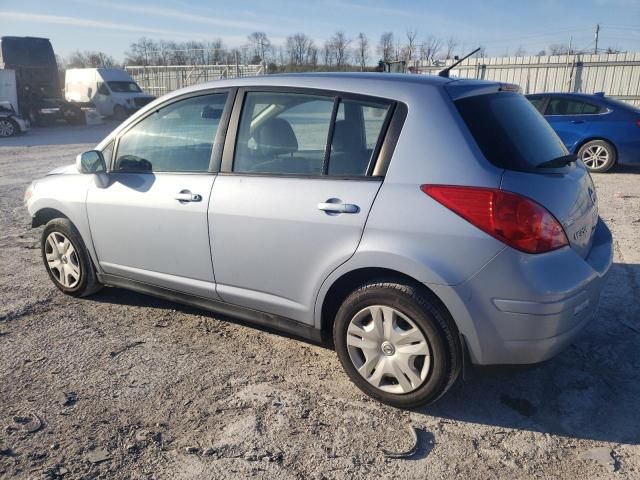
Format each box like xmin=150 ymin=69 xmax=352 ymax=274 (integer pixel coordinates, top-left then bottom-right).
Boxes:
xmin=94 ymin=82 xmax=114 ymax=117
xmin=209 ymin=89 xmax=397 ymax=324
xmin=86 ymin=91 xmax=232 ymax=298
xmin=544 ymin=96 xmax=595 ymax=151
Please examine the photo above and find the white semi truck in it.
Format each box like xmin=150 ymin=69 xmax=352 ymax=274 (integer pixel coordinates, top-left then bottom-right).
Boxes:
xmin=65 ymin=68 xmax=155 ymax=119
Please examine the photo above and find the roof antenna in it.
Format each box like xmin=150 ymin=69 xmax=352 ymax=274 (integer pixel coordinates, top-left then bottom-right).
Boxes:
xmin=438 ymin=47 xmax=481 ymax=78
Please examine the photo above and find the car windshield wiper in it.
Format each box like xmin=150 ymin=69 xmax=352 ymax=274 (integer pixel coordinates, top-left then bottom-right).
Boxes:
xmin=537 ymin=154 xmax=577 ymax=169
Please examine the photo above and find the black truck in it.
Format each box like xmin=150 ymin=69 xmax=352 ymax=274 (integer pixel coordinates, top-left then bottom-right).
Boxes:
xmin=0 ymin=36 xmax=84 ymax=126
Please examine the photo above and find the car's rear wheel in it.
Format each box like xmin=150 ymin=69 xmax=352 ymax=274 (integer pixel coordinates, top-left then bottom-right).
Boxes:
xmin=333 ymin=281 xmax=461 ymax=408
xmin=578 ymin=139 xmax=616 ymax=173
xmin=0 ymin=119 xmax=16 ymax=137
xmin=41 ymin=219 xmax=102 ymax=297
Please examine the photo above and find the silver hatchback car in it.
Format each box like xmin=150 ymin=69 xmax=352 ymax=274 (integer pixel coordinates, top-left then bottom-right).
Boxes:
xmin=25 ymin=73 xmax=613 ymax=408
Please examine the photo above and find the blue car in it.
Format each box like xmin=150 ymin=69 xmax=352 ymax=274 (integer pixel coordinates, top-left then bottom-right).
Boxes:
xmin=526 ymin=92 xmax=640 ymax=172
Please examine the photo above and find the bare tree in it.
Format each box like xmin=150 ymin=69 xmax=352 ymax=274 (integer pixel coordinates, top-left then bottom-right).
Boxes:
xmin=66 ymin=50 xmax=116 ymax=68
xmin=125 ymin=37 xmax=158 ymax=65
xmin=514 ymin=45 xmax=526 ymax=57
xmin=286 ymin=33 xmax=314 ymax=67
xmin=248 ymin=32 xmax=270 ymax=66
xmin=548 ymin=43 xmax=577 ymax=55
xmin=331 ymin=31 xmax=351 ymax=69
xmin=355 ymin=32 xmax=369 ymax=71
xmin=323 ymin=40 xmax=334 ymax=67
xmin=419 ymin=36 xmax=442 ymax=63
xmin=377 ymin=32 xmax=394 ymax=62
xmin=445 ymin=36 xmax=458 ymax=59
xmin=405 ymin=29 xmax=418 ymax=64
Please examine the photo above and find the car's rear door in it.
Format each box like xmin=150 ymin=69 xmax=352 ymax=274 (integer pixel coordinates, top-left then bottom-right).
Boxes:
xmin=86 ymin=90 xmax=233 ymax=298
xmin=208 ymin=88 xmax=400 ymax=323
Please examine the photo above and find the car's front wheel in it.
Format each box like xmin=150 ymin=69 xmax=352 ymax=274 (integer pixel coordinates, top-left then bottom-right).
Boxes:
xmin=0 ymin=118 xmax=17 ymax=137
xmin=578 ymin=139 xmax=616 ymax=172
xmin=333 ymin=281 xmax=461 ymax=408
xmin=41 ymin=218 xmax=102 ymax=297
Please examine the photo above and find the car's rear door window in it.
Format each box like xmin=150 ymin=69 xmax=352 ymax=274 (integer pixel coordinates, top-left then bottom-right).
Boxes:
xmin=328 ymin=99 xmax=390 ymax=176
xmin=233 ymin=92 xmax=334 ymax=175
xmin=455 ymin=91 xmax=567 ymax=171
xmin=232 ymin=91 xmax=393 ymax=177
xmin=545 ymin=98 xmax=604 ymax=115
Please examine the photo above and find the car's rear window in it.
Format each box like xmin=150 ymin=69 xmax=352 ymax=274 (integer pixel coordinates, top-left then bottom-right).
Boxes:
xmin=455 ymin=92 xmax=568 ymax=171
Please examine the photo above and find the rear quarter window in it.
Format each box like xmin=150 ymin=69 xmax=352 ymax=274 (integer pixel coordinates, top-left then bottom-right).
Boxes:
xmin=455 ymin=92 xmax=568 ymax=171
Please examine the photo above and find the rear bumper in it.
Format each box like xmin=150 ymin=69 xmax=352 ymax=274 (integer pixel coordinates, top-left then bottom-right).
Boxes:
xmin=429 ymin=218 xmax=613 ymax=365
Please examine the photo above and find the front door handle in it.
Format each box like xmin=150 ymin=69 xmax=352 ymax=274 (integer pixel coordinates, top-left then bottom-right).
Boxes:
xmin=174 ymin=192 xmax=202 ymax=203
xmin=318 ymin=201 xmax=360 ymax=214
xmin=571 ymin=120 xmax=585 ymax=124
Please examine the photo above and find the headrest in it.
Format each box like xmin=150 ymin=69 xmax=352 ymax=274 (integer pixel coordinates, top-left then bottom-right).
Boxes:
xmin=256 ymin=118 xmax=298 ymax=156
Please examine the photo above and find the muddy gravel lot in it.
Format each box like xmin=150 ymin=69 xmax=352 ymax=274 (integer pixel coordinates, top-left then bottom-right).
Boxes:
xmin=1 ymin=123 xmax=639 ymax=479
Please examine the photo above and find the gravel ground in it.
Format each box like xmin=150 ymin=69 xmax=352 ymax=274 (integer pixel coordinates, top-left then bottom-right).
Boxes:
xmin=1 ymin=124 xmax=639 ymax=479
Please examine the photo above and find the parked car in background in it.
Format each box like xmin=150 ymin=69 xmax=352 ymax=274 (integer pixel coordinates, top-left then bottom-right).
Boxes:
xmin=25 ymin=73 xmax=612 ymax=408
xmin=526 ymin=92 xmax=640 ymax=172
xmin=0 ymin=100 xmax=30 ymax=137
xmin=65 ymin=68 xmax=155 ymax=120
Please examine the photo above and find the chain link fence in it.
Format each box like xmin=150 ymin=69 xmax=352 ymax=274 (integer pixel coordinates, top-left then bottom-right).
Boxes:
xmin=125 ymin=64 xmax=263 ymax=97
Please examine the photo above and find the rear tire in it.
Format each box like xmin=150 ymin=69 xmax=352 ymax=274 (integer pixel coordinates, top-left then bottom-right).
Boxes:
xmin=333 ymin=281 xmax=461 ymax=408
xmin=578 ymin=139 xmax=616 ymax=173
xmin=41 ymin=218 xmax=102 ymax=297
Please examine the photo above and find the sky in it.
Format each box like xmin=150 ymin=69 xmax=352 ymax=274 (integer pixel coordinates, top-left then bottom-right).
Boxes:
xmin=2 ymin=0 xmax=640 ymax=61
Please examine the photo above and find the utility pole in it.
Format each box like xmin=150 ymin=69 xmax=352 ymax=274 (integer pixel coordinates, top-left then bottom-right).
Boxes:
xmin=258 ymin=39 xmax=267 ymax=74
xmin=594 ymin=24 xmax=600 ymax=54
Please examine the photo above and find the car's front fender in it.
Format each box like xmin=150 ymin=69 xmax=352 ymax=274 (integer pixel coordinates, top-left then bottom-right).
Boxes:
xmin=27 ymin=173 xmax=100 ymax=270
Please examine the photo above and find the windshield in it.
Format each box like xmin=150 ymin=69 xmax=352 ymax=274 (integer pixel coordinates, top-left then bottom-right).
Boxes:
xmin=455 ymin=92 xmax=568 ymax=171
xmin=107 ymin=81 xmax=142 ymax=93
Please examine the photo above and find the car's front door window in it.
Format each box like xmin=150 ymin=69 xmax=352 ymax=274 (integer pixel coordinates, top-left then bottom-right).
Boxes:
xmin=115 ymin=93 xmax=228 ymax=173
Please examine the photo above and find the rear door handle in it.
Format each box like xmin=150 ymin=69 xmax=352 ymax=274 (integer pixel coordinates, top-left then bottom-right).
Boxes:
xmin=174 ymin=192 xmax=202 ymax=202
xmin=318 ymin=202 xmax=360 ymax=214
xmin=571 ymin=120 xmax=585 ymax=124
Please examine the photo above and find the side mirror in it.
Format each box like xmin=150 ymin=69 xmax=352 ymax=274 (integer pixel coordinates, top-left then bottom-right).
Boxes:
xmin=76 ymin=150 xmax=106 ymax=174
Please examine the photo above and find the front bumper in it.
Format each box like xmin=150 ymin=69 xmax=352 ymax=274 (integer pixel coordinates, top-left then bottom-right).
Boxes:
xmin=429 ymin=218 xmax=613 ymax=365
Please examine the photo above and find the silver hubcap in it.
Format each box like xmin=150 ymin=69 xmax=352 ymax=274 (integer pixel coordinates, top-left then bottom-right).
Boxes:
xmin=346 ymin=305 xmax=431 ymax=394
xmin=582 ymin=144 xmax=609 ymax=169
xmin=0 ymin=120 xmax=15 ymax=137
xmin=45 ymin=232 xmax=81 ymax=288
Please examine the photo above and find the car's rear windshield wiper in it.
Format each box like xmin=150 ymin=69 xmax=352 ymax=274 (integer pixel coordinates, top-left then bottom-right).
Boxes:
xmin=536 ymin=154 xmax=577 ymax=169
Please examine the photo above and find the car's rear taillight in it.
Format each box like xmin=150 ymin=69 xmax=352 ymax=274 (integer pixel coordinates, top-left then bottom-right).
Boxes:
xmin=421 ymin=185 xmax=568 ymax=254
xmin=635 ymin=119 xmax=640 ymax=128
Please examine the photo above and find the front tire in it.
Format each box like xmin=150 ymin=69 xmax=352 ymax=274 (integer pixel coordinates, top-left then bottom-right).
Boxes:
xmin=0 ymin=118 xmax=17 ymax=137
xmin=41 ymin=219 xmax=102 ymax=297
xmin=333 ymin=281 xmax=461 ymax=408
xmin=113 ymin=105 xmax=127 ymax=121
xmin=578 ymin=139 xmax=616 ymax=173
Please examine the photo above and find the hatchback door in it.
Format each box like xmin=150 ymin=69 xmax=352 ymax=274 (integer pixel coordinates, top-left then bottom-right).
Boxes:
xmin=209 ymin=89 xmax=397 ymax=323
xmin=86 ymin=91 xmax=232 ymax=298
xmin=452 ymin=88 xmax=599 ymax=257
